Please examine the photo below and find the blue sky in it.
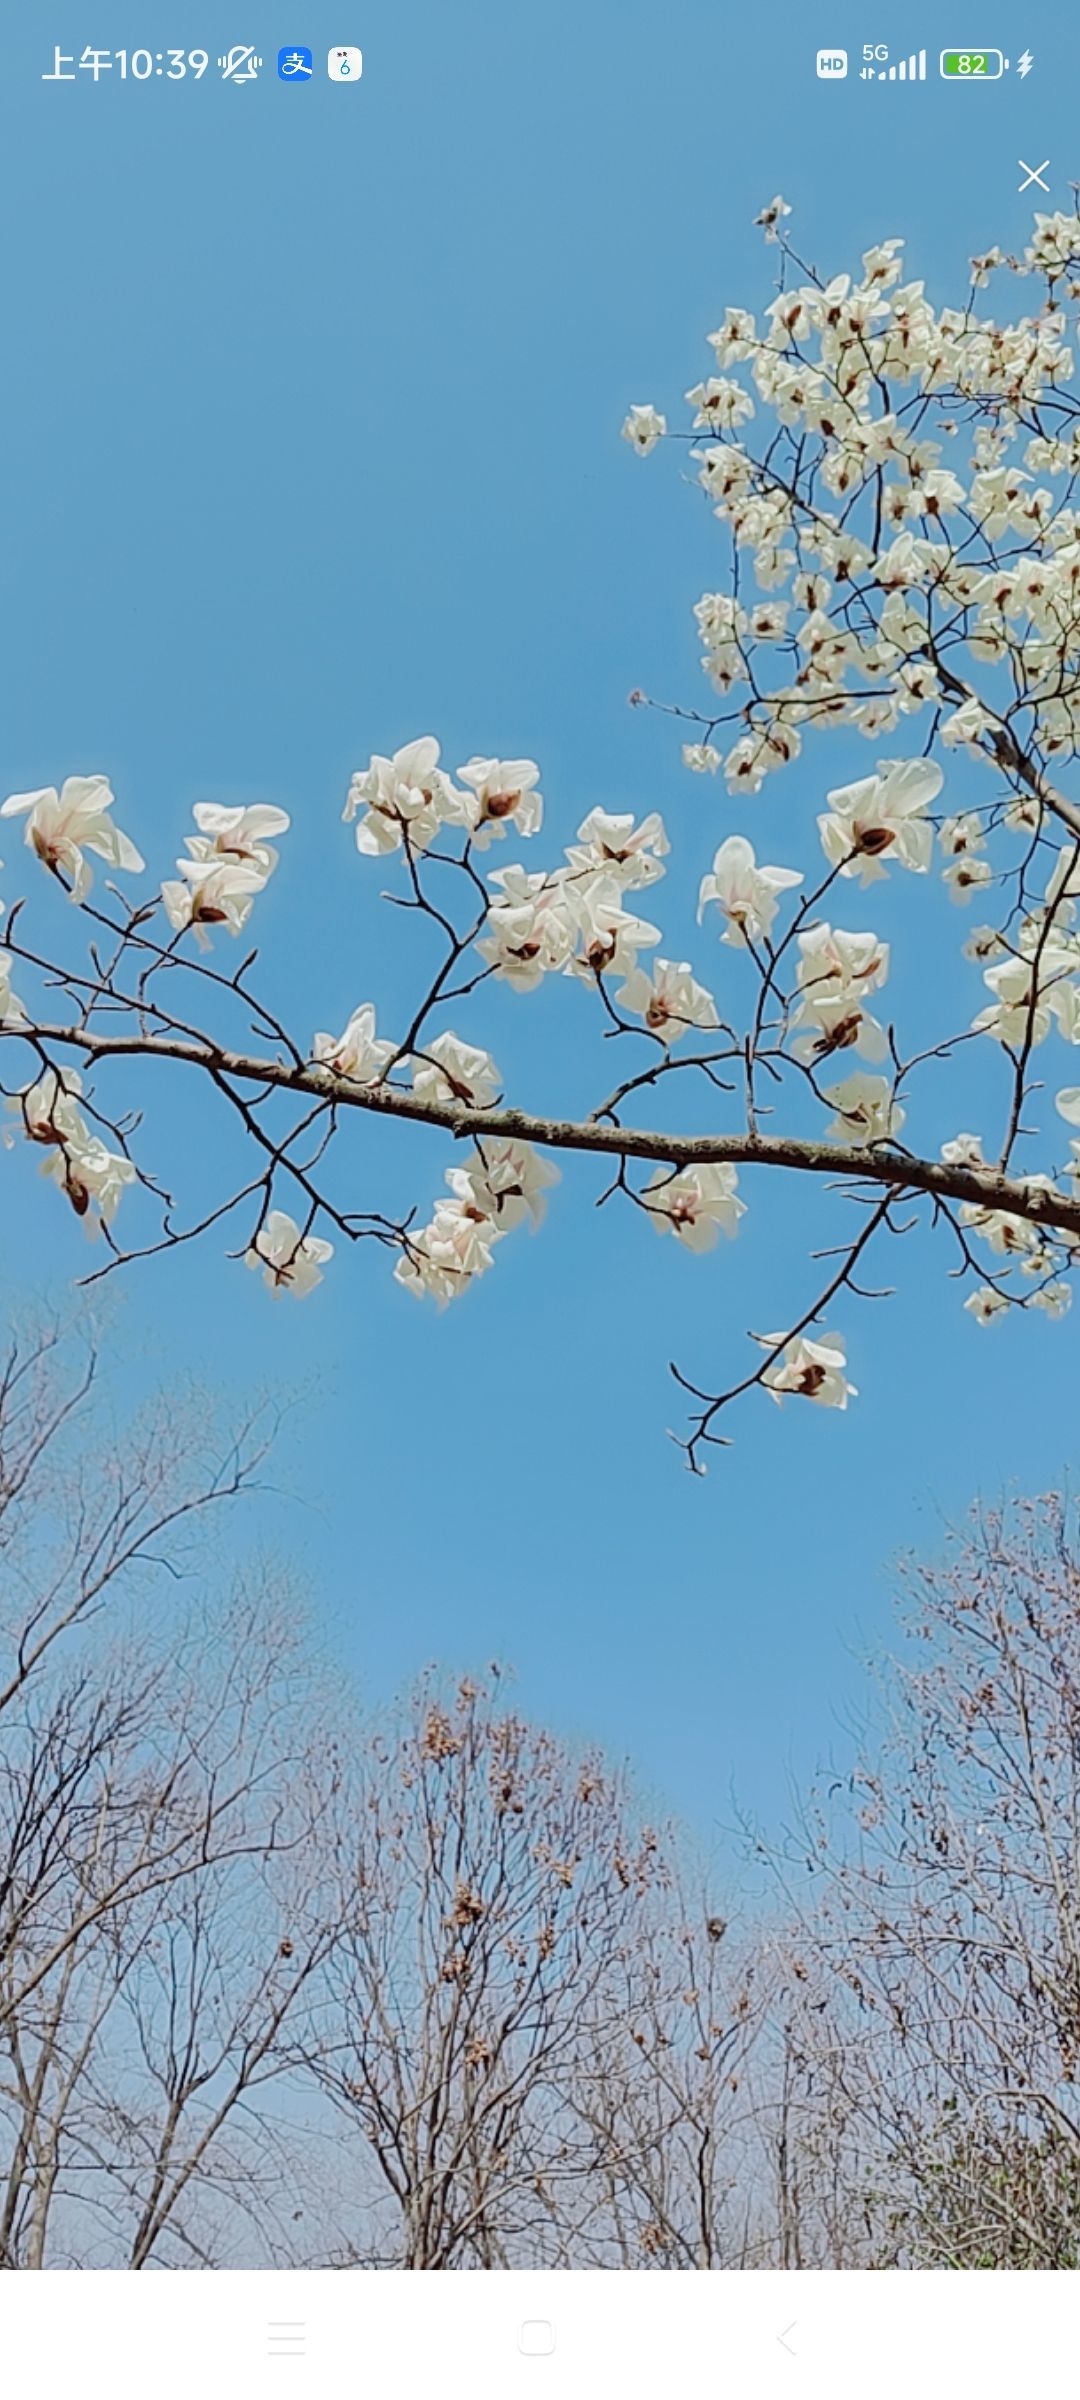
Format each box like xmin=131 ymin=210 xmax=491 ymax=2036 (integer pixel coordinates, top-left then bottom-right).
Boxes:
xmin=2 ymin=3 xmax=1078 ymax=1853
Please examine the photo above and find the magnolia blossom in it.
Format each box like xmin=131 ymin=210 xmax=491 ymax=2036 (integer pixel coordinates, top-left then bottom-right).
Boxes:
xmin=941 ymin=1131 xmax=986 ymax=1166
xmin=161 ymin=858 xmax=266 ymax=949
xmin=8 ymin=1066 xmax=88 ymax=1148
xmin=762 ymin=1331 xmax=856 ymax=1408
xmin=184 ymin=801 xmax=290 ymax=877
xmin=825 ymin=1072 xmax=904 ymax=1145
xmin=41 ymin=1133 xmax=136 ymax=1229
xmin=565 ymin=809 xmax=670 ymax=891
xmin=643 ymin=1162 xmax=744 ymax=1250
xmin=965 ymin=1284 xmax=1010 ymax=1325
xmin=686 ymin=376 xmax=755 ymax=431
xmin=344 ymin=737 xmax=464 ymax=857
xmin=943 ymin=855 xmax=994 ymax=905
xmin=754 ymin=193 xmax=791 ymax=242
xmin=458 ymin=757 xmax=543 ymax=846
xmin=8 ymin=1068 xmax=133 ymax=1229
xmin=1 ymin=776 xmax=144 ymax=904
xmin=615 ymin=957 xmax=720 ymax=1045
xmin=443 ymin=1139 xmax=559 ymax=1233
xmin=0 ymin=952 xmax=25 ymax=1025
xmin=974 ymin=934 xmax=1080 ymax=1045
xmin=1032 ymin=1279 xmax=1072 ymax=1317
xmin=564 ymin=880 xmax=661 ymax=979
xmin=411 ymin=1032 xmax=500 ymax=1111
xmin=959 ymin=1198 xmax=1046 ymax=1258
xmin=245 ymin=1209 xmax=333 ymax=1298
xmin=938 ymin=813 xmax=985 ymax=858
xmin=1058 ymin=1088 xmax=1080 ymax=1125
xmin=697 ymin=835 xmax=801 ymax=946
xmin=818 ymin=758 xmax=940 ymax=884
xmin=963 ymin=923 xmax=1004 ymax=963
xmin=394 ymin=1201 xmax=497 ymax=1304
xmin=621 ymin=404 xmax=667 ymax=456
xmin=477 ymin=866 xmax=573 ymax=991
xmin=682 ymin=743 xmax=721 ymax=774
xmin=312 ymin=1002 xmax=395 ymax=1083
xmin=792 ymin=924 xmax=890 ymax=1060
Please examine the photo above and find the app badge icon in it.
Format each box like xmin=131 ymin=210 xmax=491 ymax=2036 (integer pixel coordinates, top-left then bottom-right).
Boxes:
xmin=327 ymin=46 xmax=363 ymax=80
xmin=278 ymin=47 xmax=313 ymax=80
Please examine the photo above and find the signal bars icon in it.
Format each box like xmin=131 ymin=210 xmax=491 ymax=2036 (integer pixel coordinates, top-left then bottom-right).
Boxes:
xmin=860 ymin=48 xmax=927 ymax=80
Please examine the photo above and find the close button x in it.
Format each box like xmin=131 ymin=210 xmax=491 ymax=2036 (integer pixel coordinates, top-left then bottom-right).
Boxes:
xmin=1018 ymin=158 xmax=1050 ymax=193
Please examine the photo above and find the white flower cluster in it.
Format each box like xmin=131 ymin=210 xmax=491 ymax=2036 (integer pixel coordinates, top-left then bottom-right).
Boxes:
xmin=343 ymin=737 xmax=544 ymax=857
xmin=161 ymin=802 xmax=291 ymax=948
xmin=395 ymin=1139 xmax=559 ymax=1305
xmin=7 ymin=200 xmax=1080 ymax=1419
xmin=6 ymin=1066 xmax=135 ymax=1232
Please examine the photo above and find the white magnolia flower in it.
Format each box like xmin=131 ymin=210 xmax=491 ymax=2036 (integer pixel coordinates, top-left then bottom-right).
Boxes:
xmin=394 ymin=1200 xmax=498 ymax=1304
xmin=457 ymin=756 xmax=543 ymax=846
xmin=792 ymin=924 xmax=890 ymax=1060
xmin=754 ymin=194 xmax=791 ymax=243
xmin=938 ymin=812 xmax=985 ymax=858
xmin=825 ymin=1072 xmax=904 ymax=1145
xmin=477 ymin=866 xmax=574 ymax=991
xmin=185 ymin=801 xmax=289 ymax=878
xmin=1057 ymin=1088 xmax=1080 ymax=1125
xmin=973 ymin=940 xmax=1077 ymax=1046
xmin=161 ymin=858 xmax=266 ymax=949
xmin=818 ymin=758 xmax=940 ymax=884
xmin=965 ymin=1284 xmax=1009 ymax=1326
xmin=941 ymin=1131 xmax=986 ymax=1166
xmin=1 ymin=776 xmax=144 ymax=904
xmin=708 ymin=307 xmax=757 ymax=366
xmin=8 ymin=1067 xmax=88 ymax=1148
xmin=941 ymin=695 xmax=997 ymax=751
xmin=1045 ymin=848 xmax=1080 ymax=911
xmin=963 ymin=923 xmax=1004 ymax=964
xmin=615 ymin=957 xmax=720 ymax=1045
xmin=344 ymin=736 xmax=465 ymax=857
xmin=565 ymin=809 xmax=670 ymax=891
xmin=564 ymin=880 xmax=661 ymax=979
xmin=0 ymin=952 xmax=25 ymax=1025
xmin=1032 ymin=1279 xmax=1072 ymax=1317
xmin=958 ymin=1200 xmax=1044 ymax=1259
xmin=762 ymin=1331 xmax=855 ymax=1408
xmin=643 ymin=1162 xmax=744 ymax=1251
xmin=443 ymin=1138 xmax=559 ymax=1233
xmin=685 ymin=377 xmax=754 ymax=432
xmin=621 ymin=404 xmax=667 ymax=456
xmin=41 ymin=1133 xmax=136 ymax=1229
xmin=245 ymin=1209 xmax=333 ymax=1298
xmin=411 ymin=1032 xmax=500 ymax=1111
xmin=697 ymin=835 xmax=801 ymax=946
xmin=312 ymin=1002 xmax=395 ymax=1083
xmin=682 ymin=743 xmax=721 ymax=775
xmin=943 ymin=854 xmax=994 ymax=905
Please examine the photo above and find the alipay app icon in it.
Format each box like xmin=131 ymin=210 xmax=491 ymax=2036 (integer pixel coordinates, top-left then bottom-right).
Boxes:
xmin=278 ymin=47 xmax=313 ymax=79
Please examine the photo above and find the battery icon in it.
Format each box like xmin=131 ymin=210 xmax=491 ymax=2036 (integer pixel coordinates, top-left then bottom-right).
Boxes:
xmin=940 ymin=47 xmax=1006 ymax=76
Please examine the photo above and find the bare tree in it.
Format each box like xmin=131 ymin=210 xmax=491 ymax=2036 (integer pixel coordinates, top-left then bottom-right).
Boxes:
xmin=567 ymin=1891 xmax=774 ymax=2267
xmin=305 ymin=1671 xmax=697 ymax=2268
xmin=0 ymin=1314 xmax=340 ymax=2268
xmin=766 ymin=1493 xmax=1080 ymax=2267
